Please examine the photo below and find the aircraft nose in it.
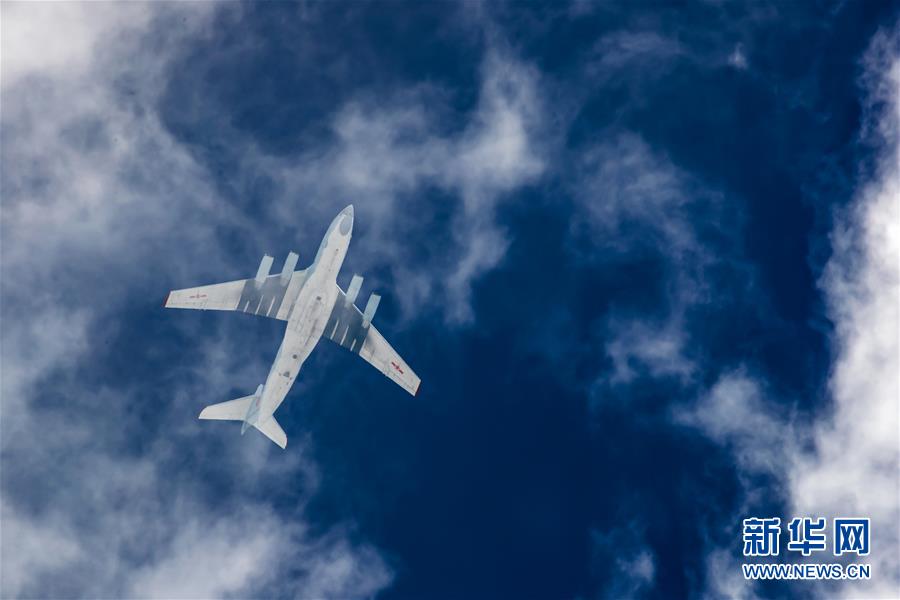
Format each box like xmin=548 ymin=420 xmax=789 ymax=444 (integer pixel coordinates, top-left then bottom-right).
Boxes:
xmin=339 ymin=205 xmax=353 ymax=235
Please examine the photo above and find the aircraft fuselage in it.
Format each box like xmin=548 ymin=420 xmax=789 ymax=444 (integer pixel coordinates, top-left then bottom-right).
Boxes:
xmin=255 ymin=205 xmax=353 ymax=424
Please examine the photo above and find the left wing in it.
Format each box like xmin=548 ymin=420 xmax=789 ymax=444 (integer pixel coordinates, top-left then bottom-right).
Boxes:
xmin=165 ymin=253 xmax=306 ymax=321
xmin=323 ymin=280 xmax=421 ymax=396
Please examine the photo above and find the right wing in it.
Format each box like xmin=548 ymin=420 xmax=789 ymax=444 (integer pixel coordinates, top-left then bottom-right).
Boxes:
xmin=324 ymin=283 xmax=421 ymax=396
xmin=165 ymin=254 xmax=307 ymax=321
xmin=358 ymin=324 xmax=421 ymax=396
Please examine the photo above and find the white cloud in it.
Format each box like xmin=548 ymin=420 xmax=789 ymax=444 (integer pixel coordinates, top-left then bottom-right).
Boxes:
xmin=0 ymin=2 xmax=152 ymax=89
xmin=128 ymin=514 xmax=289 ymax=599
xmin=284 ymin=529 xmax=394 ymax=599
xmin=675 ymin=370 xmax=795 ymax=600
xmin=788 ymin=24 xmax=900 ymax=597
xmin=573 ymin=133 xmax=720 ymax=270
xmin=126 ymin=512 xmax=391 ymax=600
xmin=588 ymin=31 xmax=684 ymax=75
xmin=675 ymin=370 xmax=792 ymax=474
xmin=677 ymin=24 xmax=900 ymax=598
xmin=0 ymin=504 xmax=83 ymax=598
xmin=605 ymin=318 xmax=695 ymax=384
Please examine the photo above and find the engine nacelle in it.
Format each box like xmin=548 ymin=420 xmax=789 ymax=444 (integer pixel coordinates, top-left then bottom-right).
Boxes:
xmin=255 ymin=254 xmax=274 ymax=288
xmin=280 ymin=252 xmax=299 ymax=284
xmin=346 ymin=275 xmax=363 ymax=306
xmin=362 ymin=293 xmax=381 ymax=327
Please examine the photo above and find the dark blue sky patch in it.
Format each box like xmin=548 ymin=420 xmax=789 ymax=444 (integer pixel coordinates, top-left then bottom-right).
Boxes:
xmin=588 ymin=396 xmax=742 ymax=598
xmin=160 ymin=2 xmax=483 ymax=160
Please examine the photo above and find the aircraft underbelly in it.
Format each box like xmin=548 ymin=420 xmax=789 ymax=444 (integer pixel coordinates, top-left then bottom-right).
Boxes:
xmin=259 ymin=277 xmax=337 ymax=418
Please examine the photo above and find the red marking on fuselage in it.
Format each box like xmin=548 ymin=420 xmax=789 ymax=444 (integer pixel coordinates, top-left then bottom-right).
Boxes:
xmin=391 ymin=361 xmax=404 ymax=375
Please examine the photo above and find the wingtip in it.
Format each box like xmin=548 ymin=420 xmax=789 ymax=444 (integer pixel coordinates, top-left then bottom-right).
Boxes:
xmin=163 ymin=291 xmax=171 ymax=308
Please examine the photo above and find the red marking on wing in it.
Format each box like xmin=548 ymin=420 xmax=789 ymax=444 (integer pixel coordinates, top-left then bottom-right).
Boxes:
xmin=390 ymin=361 xmax=404 ymax=375
xmin=188 ymin=293 xmax=207 ymax=299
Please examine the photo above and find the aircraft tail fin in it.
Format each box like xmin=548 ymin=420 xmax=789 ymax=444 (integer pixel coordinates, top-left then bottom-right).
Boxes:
xmin=198 ymin=385 xmax=283 ymax=448
xmin=254 ymin=417 xmax=287 ymax=449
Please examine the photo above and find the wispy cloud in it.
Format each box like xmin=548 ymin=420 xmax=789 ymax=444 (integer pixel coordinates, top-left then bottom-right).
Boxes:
xmin=572 ymin=133 xmax=737 ymax=389
xmin=590 ymin=523 xmax=656 ymax=598
xmin=252 ymin=48 xmax=548 ymax=323
xmin=675 ymin=369 xmax=792 ymax=474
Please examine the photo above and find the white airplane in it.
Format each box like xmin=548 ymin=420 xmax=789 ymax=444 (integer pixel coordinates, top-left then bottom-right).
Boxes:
xmin=164 ymin=205 xmax=420 ymax=449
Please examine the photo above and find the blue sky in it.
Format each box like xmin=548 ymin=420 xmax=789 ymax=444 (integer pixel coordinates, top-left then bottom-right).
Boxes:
xmin=1 ymin=2 xmax=898 ymax=598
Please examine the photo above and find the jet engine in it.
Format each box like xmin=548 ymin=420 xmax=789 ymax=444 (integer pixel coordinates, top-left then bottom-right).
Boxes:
xmin=254 ymin=254 xmax=274 ymax=288
xmin=362 ymin=292 xmax=381 ymax=327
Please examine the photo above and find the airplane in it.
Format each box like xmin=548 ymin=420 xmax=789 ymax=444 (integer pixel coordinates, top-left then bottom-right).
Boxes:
xmin=164 ymin=205 xmax=420 ymax=449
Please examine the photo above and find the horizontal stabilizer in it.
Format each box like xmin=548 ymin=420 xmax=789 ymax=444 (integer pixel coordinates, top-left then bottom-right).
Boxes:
xmin=254 ymin=416 xmax=287 ymax=449
xmin=199 ymin=395 xmax=254 ymax=421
